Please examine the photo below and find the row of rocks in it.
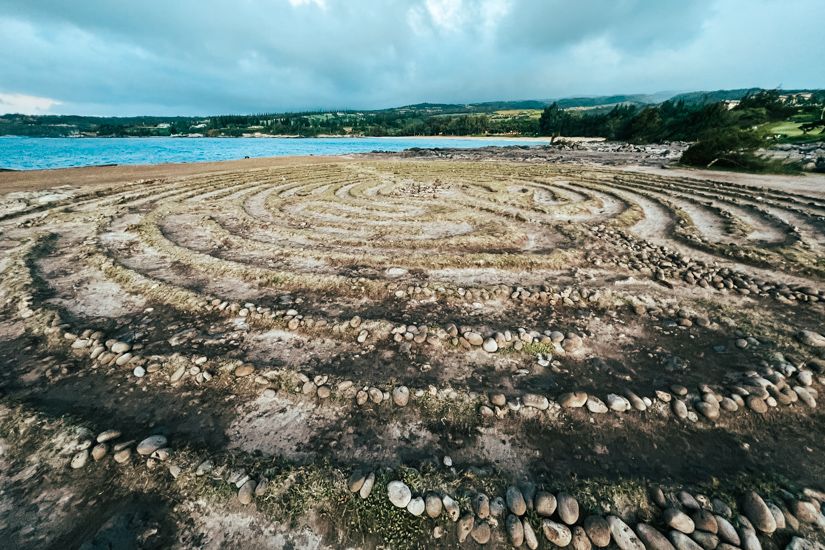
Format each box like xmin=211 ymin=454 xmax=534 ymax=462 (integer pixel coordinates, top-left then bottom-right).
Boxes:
xmin=480 ymin=360 xmax=820 ymax=422
xmin=703 ymin=363 xmax=820 ymax=416
xmin=80 ymin=215 xmax=636 ymax=322
xmin=25 ymin=284 xmax=820 ymax=431
xmin=761 ymin=143 xmax=825 ymax=171
xmin=632 ymin=306 xmax=710 ymax=329
xmin=798 ymin=330 xmax=825 ymax=348
xmin=298 ymin=376 xmax=413 ymax=407
xmin=188 ymin=458 xmax=269 ymax=505
xmin=15 ymin=293 xmax=36 ymax=319
xmin=391 ymin=177 xmax=447 ymax=198
xmin=472 ymin=480 xmax=825 ymax=549
xmin=228 ymin=467 xmax=269 ymax=505
xmin=239 ymin=352 xmax=822 ymax=428
xmin=180 ymin=299 xmax=376 ymax=347
xmin=392 ymin=322 xmax=584 ymax=355
xmin=43 ymin=316 xmax=222 ymax=385
xmin=46 ymin=319 xmax=156 ymax=377
xmin=595 ymin=226 xmax=823 ymax=304
xmin=378 ymin=477 xmax=825 ymax=549
xmin=347 ymin=469 xmax=377 ymax=500
xmin=649 ymin=486 xmax=825 ymax=550
xmin=387 ymin=278 xmax=617 ymax=308
xmin=207 ymin=285 xmax=607 ymax=347
xmin=68 ymin=429 xmax=170 ymax=470
xmin=47 ymin=312 xmax=818 ymax=429
xmin=383 ymin=479 xmax=494 ymax=544
xmin=612 ymin=174 xmax=807 ymax=250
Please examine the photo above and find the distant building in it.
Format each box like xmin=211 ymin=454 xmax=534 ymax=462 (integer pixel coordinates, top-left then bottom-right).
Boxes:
xmin=722 ymin=100 xmax=740 ymax=110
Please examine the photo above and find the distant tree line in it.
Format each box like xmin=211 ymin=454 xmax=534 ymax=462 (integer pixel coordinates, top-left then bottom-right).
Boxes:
xmin=537 ymin=90 xmax=823 ymax=171
xmin=1 ymin=90 xmax=823 ymax=171
xmin=537 ymin=90 xmax=808 ymax=142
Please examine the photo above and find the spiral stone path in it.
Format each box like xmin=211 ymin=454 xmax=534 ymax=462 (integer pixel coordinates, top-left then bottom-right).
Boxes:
xmin=1 ymin=158 xmax=825 ymax=549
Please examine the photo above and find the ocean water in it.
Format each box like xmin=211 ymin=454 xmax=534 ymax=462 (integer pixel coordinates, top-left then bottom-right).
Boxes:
xmin=0 ymin=136 xmax=547 ymax=171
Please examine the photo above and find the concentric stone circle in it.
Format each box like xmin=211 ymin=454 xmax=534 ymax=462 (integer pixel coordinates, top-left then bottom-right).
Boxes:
xmin=2 ymin=158 xmax=825 ymax=549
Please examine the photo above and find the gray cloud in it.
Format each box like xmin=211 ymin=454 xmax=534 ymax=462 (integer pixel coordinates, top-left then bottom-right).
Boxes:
xmin=0 ymin=0 xmax=822 ymax=115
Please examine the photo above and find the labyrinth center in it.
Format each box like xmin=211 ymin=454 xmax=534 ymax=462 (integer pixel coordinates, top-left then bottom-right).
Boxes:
xmin=2 ymin=159 xmax=825 ymax=548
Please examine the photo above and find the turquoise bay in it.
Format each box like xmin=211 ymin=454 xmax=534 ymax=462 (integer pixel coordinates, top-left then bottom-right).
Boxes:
xmin=0 ymin=136 xmax=547 ymax=171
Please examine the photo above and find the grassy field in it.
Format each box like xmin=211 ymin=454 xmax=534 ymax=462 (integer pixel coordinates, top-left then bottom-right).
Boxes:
xmin=767 ymin=113 xmax=825 ymax=143
xmin=492 ymin=109 xmax=543 ymax=120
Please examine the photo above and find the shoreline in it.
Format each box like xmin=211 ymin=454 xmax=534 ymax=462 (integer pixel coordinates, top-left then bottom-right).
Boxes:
xmin=0 ymin=135 xmax=564 ymax=173
xmin=3 ymin=146 xmax=821 ymax=201
xmin=386 ymin=135 xmax=603 ymax=143
xmin=0 ymin=155 xmax=348 ymax=195
xmin=0 ymin=134 xmax=600 ymax=143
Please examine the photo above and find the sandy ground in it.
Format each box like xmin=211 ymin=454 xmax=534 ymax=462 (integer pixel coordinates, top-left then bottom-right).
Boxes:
xmin=624 ymin=164 xmax=825 ymax=199
xmin=3 ymin=145 xmax=820 ymax=198
xmin=0 ymin=155 xmax=348 ymax=195
xmin=2 ymin=150 xmax=825 ymax=550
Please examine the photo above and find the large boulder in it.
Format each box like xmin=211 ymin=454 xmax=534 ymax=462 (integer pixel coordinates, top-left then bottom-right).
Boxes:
xmin=559 ymin=392 xmax=588 ymax=408
xmin=798 ymin=331 xmax=825 ymax=347
xmin=392 ymin=386 xmax=410 ymax=407
xmin=407 ymin=497 xmax=425 ymax=516
xmin=557 ymin=492 xmax=580 ymax=525
xmin=506 ymin=514 xmax=524 ymax=546
xmin=690 ymin=530 xmax=720 ymax=550
xmin=457 ymin=513 xmax=474 ymax=543
xmin=715 ymin=515 xmax=740 ymax=546
xmin=739 ymin=527 xmax=762 ymax=550
xmin=348 ymin=469 xmax=367 ymax=492
xmin=786 ymin=537 xmax=825 ymax=550
xmin=425 ymin=493 xmax=442 ymax=518
xmin=543 ymin=520 xmax=573 ymax=547
xmin=635 ymin=523 xmax=676 ymax=550
xmin=387 ymin=481 xmax=411 ymax=508
xmin=664 ymin=508 xmax=695 ymax=534
xmin=572 ymin=526 xmax=592 ymax=550
xmin=607 ymin=515 xmax=645 ymax=550
xmin=536 ymin=491 xmax=557 ymax=517
xmin=136 ymin=435 xmax=167 ymax=456
xmin=524 ymin=518 xmax=539 ymax=549
xmin=691 ymin=509 xmax=717 ymax=533
xmin=471 ymin=521 xmax=491 ymax=544
xmin=670 ymin=531 xmax=704 ymax=550
xmin=742 ymin=491 xmax=777 ymax=533
xmin=584 ymin=515 xmax=611 ymax=547
xmin=507 ymin=485 xmax=527 ymax=515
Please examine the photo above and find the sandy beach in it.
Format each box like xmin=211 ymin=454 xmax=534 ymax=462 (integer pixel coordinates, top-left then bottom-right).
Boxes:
xmin=0 ymin=154 xmax=347 ymax=195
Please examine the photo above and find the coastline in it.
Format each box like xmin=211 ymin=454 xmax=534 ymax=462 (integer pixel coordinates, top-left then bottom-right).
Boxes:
xmin=0 ymin=135 xmax=564 ymax=172
xmin=1 ymin=134 xmax=599 ymax=143
xmin=0 ymin=155 xmax=348 ymax=195
xmin=381 ymin=135 xmax=604 ymax=143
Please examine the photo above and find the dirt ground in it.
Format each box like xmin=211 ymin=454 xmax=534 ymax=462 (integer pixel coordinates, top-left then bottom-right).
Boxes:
xmin=1 ymin=148 xmax=825 ymax=550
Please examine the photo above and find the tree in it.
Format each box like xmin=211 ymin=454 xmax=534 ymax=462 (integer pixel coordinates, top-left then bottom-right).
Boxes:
xmin=622 ymin=107 xmax=663 ymax=143
xmin=678 ymin=127 xmax=799 ymax=173
xmin=538 ymin=103 xmax=568 ymax=141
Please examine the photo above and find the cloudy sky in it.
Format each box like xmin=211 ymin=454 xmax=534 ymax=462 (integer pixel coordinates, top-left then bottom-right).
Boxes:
xmin=1 ymin=0 xmax=823 ymax=116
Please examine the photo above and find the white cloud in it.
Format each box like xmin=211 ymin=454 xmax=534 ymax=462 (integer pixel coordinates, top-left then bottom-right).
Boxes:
xmin=425 ymin=0 xmax=465 ymax=31
xmin=406 ymin=5 xmax=429 ymax=36
xmin=0 ymin=0 xmax=822 ymax=115
xmin=479 ymin=0 xmax=511 ymax=31
xmin=409 ymin=0 xmax=510 ymax=36
xmin=287 ymin=0 xmax=326 ymax=7
xmin=0 ymin=93 xmax=61 ymax=114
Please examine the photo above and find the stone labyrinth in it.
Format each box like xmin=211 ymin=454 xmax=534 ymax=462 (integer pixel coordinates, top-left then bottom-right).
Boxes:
xmin=2 ymin=159 xmax=825 ymax=549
